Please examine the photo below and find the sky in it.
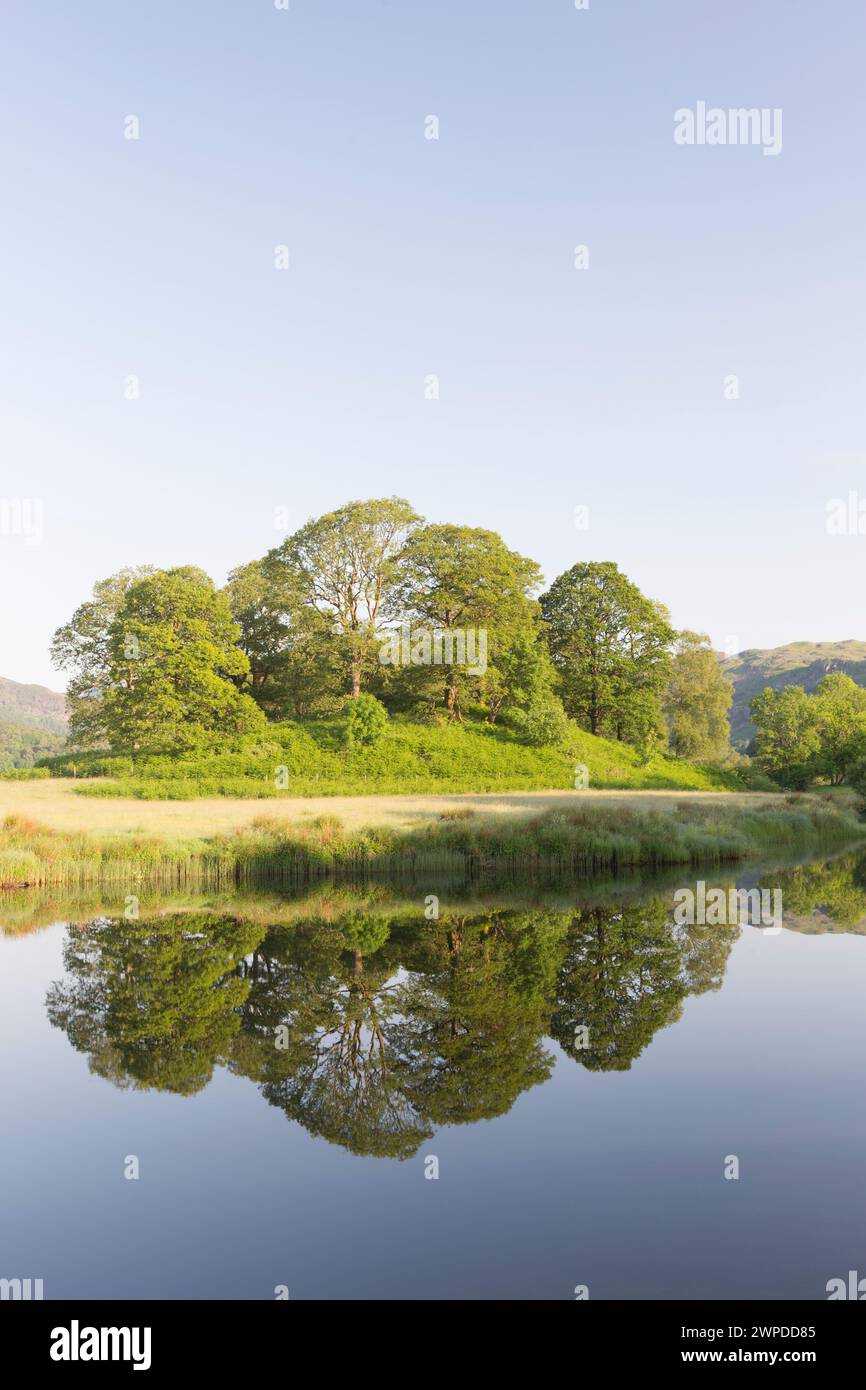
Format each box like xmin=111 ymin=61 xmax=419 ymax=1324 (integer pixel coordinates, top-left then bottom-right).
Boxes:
xmin=1 ymin=0 xmax=865 ymax=689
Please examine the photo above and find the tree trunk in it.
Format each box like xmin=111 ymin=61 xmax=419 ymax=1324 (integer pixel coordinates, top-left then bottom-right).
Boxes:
xmin=445 ymin=678 xmax=463 ymax=723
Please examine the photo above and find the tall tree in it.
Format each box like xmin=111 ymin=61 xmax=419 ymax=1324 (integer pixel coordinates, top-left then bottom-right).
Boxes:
xmin=540 ymin=561 xmax=674 ymax=749
xmin=663 ymin=631 xmax=733 ymax=761
xmin=395 ymin=523 xmax=542 ymax=720
xmin=50 ymin=566 xmax=155 ymax=746
xmin=811 ymin=672 xmax=866 ymax=785
xmin=224 ymin=559 xmax=341 ymax=718
xmin=750 ymin=685 xmax=823 ymax=788
xmin=101 ymin=567 xmax=265 ymax=752
xmin=265 ymin=497 xmax=420 ymax=698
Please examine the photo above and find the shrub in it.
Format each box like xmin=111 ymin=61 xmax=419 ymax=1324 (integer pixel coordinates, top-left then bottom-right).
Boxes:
xmin=511 ymin=694 xmax=570 ymax=747
xmin=345 ymin=694 xmax=389 ymax=748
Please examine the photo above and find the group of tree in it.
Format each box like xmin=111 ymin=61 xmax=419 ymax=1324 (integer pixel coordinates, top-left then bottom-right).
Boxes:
xmin=751 ymin=672 xmax=866 ymax=790
xmin=51 ymin=497 xmax=734 ymax=762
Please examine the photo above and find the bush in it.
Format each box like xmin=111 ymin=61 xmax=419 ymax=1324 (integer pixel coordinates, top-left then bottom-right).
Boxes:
xmin=511 ymin=695 xmax=570 ymax=748
xmin=845 ymin=757 xmax=866 ymax=802
xmin=345 ymin=694 xmax=389 ymax=748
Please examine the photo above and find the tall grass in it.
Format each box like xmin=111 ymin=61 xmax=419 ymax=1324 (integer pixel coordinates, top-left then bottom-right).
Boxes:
xmin=1 ymin=797 xmax=862 ymax=889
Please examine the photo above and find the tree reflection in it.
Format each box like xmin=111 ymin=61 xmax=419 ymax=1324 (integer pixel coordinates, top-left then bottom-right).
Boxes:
xmin=46 ymin=914 xmax=265 ymax=1094
xmin=46 ymin=889 xmax=743 ymax=1153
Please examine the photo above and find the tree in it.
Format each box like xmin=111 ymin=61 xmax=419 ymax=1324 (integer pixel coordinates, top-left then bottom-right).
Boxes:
xmin=50 ymin=566 xmax=155 ymax=746
xmin=540 ymin=562 xmax=674 ymax=750
xmin=224 ymin=559 xmax=341 ymax=718
xmin=101 ymin=567 xmax=266 ymax=752
xmin=484 ymin=624 xmax=562 ymax=728
xmin=395 ymin=524 xmax=542 ymax=720
xmin=750 ymin=685 xmax=822 ymax=788
xmin=265 ymin=498 xmax=420 ymax=699
xmin=811 ymin=672 xmax=866 ymax=785
xmin=663 ymin=631 xmax=733 ymax=761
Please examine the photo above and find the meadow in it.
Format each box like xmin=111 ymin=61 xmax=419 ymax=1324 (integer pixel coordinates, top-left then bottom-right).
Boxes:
xmin=1 ymin=792 xmax=862 ymax=889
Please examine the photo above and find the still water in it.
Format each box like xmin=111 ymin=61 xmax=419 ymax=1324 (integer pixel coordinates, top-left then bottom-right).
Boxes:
xmin=1 ymin=853 xmax=865 ymax=1300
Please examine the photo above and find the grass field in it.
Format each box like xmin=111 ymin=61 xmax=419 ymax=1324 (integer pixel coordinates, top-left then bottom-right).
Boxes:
xmin=0 ymin=777 xmax=777 ymax=839
xmin=1 ymin=783 xmax=863 ymax=889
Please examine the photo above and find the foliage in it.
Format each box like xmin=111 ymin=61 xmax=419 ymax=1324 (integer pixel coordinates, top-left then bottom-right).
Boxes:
xmin=101 ymin=567 xmax=266 ymax=753
xmin=345 ymin=693 xmax=389 ymax=747
xmin=264 ymin=497 xmax=420 ymax=698
xmin=722 ymin=640 xmax=866 ymax=748
xmin=224 ymin=558 xmax=342 ymax=718
xmin=0 ymin=721 xmax=66 ymax=770
xmin=510 ymin=693 xmax=571 ymax=747
xmin=50 ymin=565 xmax=155 ymax=746
xmin=751 ymin=673 xmax=866 ymax=788
xmin=36 ymin=711 xmax=742 ymax=797
xmin=664 ymin=631 xmax=733 ymax=761
xmin=393 ymin=523 xmax=542 ymax=720
xmin=540 ymin=561 xmax=675 ymax=751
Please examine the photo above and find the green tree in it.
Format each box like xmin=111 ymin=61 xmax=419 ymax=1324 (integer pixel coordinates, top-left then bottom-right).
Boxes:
xmin=540 ymin=561 xmax=674 ymax=751
xmin=50 ymin=566 xmax=155 ymax=746
xmin=224 ymin=559 xmax=341 ymax=718
xmin=395 ymin=524 xmax=542 ymax=720
xmin=102 ymin=567 xmax=265 ymax=752
xmin=751 ymin=684 xmax=823 ymax=788
xmin=663 ymin=630 xmax=733 ymax=761
xmin=812 ymin=672 xmax=866 ymax=785
xmin=265 ymin=497 xmax=420 ymax=699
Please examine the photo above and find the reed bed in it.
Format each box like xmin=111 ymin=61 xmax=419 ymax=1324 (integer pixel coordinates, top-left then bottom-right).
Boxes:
xmin=1 ymin=797 xmax=863 ymax=891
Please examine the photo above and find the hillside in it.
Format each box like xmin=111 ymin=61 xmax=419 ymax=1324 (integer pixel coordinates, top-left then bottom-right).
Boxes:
xmin=0 ymin=722 xmax=67 ymax=771
xmin=0 ymin=676 xmax=67 ymax=730
xmin=31 ymin=713 xmax=741 ymax=797
xmin=723 ymin=641 xmax=866 ymax=747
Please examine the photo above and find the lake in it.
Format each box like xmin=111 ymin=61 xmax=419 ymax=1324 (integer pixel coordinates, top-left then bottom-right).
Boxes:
xmin=2 ymin=851 xmax=865 ymax=1301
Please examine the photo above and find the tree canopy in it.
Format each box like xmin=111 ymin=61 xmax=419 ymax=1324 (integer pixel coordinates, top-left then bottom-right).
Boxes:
xmin=540 ymin=561 xmax=675 ymax=754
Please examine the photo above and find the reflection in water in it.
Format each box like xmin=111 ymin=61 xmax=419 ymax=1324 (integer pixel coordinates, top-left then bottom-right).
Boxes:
xmin=45 ymin=895 xmax=738 ymax=1157
xmin=37 ymin=852 xmax=866 ymax=1159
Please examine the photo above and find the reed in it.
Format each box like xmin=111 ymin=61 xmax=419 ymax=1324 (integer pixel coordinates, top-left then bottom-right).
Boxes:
xmin=1 ymin=797 xmax=863 ymax=890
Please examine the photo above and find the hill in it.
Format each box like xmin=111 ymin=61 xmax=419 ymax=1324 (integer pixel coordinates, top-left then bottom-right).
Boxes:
xmin=31 ymin=713 xmax=741 ymax=797
xmin=0 ymin=676 xmax=67 ymax=731
xmin=0 ymin=677 xmax=68 ymax=770
xmin=722 ymin=641 xmax=866 ymax=747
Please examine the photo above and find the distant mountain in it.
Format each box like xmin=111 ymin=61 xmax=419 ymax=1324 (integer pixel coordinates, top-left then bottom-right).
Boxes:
xmin=722 ymin=641 xmax=866 ymax=747
xmin=0 ymin=676 xmax=67 ymax=731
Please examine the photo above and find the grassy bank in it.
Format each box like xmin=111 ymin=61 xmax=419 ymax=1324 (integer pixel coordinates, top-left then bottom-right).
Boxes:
xmin=1 ymin=795 xmax=862 ymax=889
xmin=26 ymin=715 xmax=745 ymax=798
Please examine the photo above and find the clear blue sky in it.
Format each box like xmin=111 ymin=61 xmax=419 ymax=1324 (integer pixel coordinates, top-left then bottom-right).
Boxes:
xmin=2 ymin=1 xmax=864 ymax=688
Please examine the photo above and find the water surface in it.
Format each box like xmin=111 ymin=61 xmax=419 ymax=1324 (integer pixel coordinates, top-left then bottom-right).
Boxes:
xmin=2 ymin=852 xmax=865 ymax=1300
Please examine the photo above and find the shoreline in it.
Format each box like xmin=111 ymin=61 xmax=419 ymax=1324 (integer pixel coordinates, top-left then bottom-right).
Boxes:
xmin=1 ymin=793 xmax=862 ymax=890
